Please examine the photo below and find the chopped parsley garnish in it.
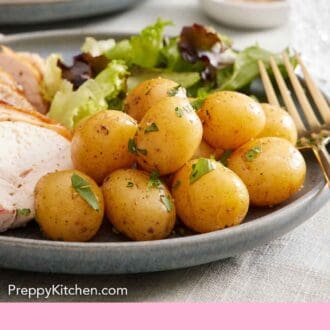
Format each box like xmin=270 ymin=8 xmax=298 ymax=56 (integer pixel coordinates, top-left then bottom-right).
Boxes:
xmin=219 ymin=150 xmax=232 ymax=167
xmin=172 ymin=180 xmax=181 ymax=190
xmin=174 ymin=106 xmax=183 ymax=118
xmin=71 ymin=173 xmax=99 ymax=211
xmin=128 ymin=138 xmax=147 ymax=155
xmin=191 ymin=97 xmax=205 ymax=111
xmin=138 ymin=148 xmax=148 ymax=155
xmin=145 ymin=122 xmax=159 ymax=133
xmin=145 ymin=88 xmax=152 ymax=96
xmin=16 ymin=208 xmax=31 ymax=217
xmin=190 ymin=158 xmax=216 ymax=184
xmin=147 ymin=170 xmax=161 ymax=189
xmin=128 ymin=138 xmax=137 ymax=154
xmin=167 ymin=84 xmax=182 ymax=96
xmin=126 ymin=181 xmax=134 ymax=188
xmin=244 ymin=146 xmax=262 ymax=162
xmin=160 ymin=194 xmax=173 ymax=212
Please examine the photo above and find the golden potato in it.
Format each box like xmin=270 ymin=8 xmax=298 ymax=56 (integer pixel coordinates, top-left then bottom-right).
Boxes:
xmin=192 ymin=140 xmax=224 ymax=160
xmin=102 ymin=169 xmax=176 ymax=241
xmin=228 ymin=137 xmax=306 ymax=207
xmin=124 ymin=78 xmax=181 ymax=121
xmin=258 ymin=103 xmax=298 ymax=145
xmin=34 ymin=170 xmax=104 ymax=242
xmin=199 ymin=91 xmax=265 ymax=149
xmin=71 ymin=110 xmax=138 ymax=184
xmin=172 ymin=158 xmax=249 ymax=233
xmin=135 ymin=96 xmax=203 ymax=175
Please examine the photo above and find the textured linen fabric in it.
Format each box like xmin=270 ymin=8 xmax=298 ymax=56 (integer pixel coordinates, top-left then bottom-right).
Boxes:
xmin=0 ymin=0 xmax=329 ymax=302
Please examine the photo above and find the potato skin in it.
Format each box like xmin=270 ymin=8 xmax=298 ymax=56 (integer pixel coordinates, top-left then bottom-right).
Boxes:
xmin=192 ymin=140 xmax=224 ymax=160
xmin=172 ymin=159 xmax=249 ymax=233
xmin=34 ymin=170 xmax=104 ymax=242
xmin=228 ymin=137 xmax=306 ymax=207
xmin=199 ymin=91 xmax=265 ymax=149
xmin=124 ymin=78 xmax=179 ymax=122
xmin=258 ymin=103 xmax=298 ymax=145
xmin=102 ymin=169 xmax=176 ymax=241
xmin=71 ymin=110 xmax=138 ymax=184
xmin=135 ymin=96 xmax=203 ymax=175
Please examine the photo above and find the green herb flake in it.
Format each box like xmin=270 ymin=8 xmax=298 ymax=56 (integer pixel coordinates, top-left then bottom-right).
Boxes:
xmin=172 ymin=180 xmax=181 ymax=190
xmin=145 ymin=122 xmax=159 ymax=133
xmin=174 ymin=106 xmax=183 ymax=118
xmin=16 ymin=208 xmax=31 ymax=217
xmin=128 ymin=138 xmax=147 ymax=155
xmin=167 ymin=84 xmax=181 ymax=96
xmin=147 ymin=170 xmax=161 ymax=190
xmin=219 ymin=150 xmax=233 ymax=167
xmin=71 ymin=173 xmax=100 ymax=211
xmin=128 ymin=138 xmax=137 ymax=154
xmin=160 ymin=194 xmax=173 ymax=212
xmin=190 ymin=158 xmax=216 ymax=184
xmin=191 ymin=97 xmax=205 ymax=111
xmin=244 ymin=146 xmax=262 ymax=162
xmin=145 ymin=88 xmax=152 ymax=96
xmin=138 ymin=148 xmax=148 ymax=156
xmin=127 ymin=181 xmax=134 ymax=188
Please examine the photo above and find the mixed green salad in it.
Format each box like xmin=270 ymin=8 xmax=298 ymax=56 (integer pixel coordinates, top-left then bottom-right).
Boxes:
xmin=43 ymin=19 xmax=294 ymax=129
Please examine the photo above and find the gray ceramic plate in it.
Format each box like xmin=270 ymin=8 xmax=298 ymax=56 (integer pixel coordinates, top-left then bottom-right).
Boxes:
xmin=0 ymin=0 xmax=142 ymax=25
xmin=0 ymin=30 xmax=329 ymax=274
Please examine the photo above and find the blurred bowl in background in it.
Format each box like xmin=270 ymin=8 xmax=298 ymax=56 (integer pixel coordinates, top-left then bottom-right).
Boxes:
xmin=199 ymin=0 xmax=290 ymax=29
xmin=0 ymin=0 xmax=143 ymax=25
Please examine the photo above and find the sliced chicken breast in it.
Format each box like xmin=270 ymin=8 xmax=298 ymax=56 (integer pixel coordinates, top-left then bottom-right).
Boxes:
xmin=0 ymin=102 xmax=72 ymax=139
xmin=0 ymin=120 xmax=73 ymax=232
xmin=0 ymin=82 xmax=35 ymax=111
xmin=0 ymin=46 xmax=48 ymax=114
xmin=17 ymin=52 xmax=45 ymax=81
xmin=0 ymin=67 xmax=24 ymax=93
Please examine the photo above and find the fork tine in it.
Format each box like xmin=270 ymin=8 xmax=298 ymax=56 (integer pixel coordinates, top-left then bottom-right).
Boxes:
xmin=282 ymin=52 xmax=321 ymax=130
xmin=296 ymin=54 xmax=330 ymax=123
xmin=269 ymin=56 xmax=306 ymax=135
xmin=258 ymin=60 xmax=280 ymax=107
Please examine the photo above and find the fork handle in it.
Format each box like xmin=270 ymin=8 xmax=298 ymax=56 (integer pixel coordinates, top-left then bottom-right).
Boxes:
xmin=313 ymin=138 xmax=330 ymax=186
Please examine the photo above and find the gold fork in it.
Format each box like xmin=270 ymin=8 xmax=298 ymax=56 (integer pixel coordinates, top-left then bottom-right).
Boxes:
xmin=258 ymin=54 xmax=330 ymax=186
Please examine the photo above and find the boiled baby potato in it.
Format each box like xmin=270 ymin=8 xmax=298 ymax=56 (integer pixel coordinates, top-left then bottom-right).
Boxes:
xmin=124 ymin=78 xmax=182 ymax=122
xmin=198 ymin=91 xmax=265 ymax=149
xmin=172 ymin=158 xmax=249 ymax=233
xmin=192 ymin=140 xmax=224 ymax=160
xmin=71 ymin=110 xmax=138 ymax=184
xmin=135 ymin=96 xmax=203 ymax=175
xmin=34 ymin=170 xmax=104 ymax=242
xmin=102 ymin=169 xmax=176 ymax=241
xmin=228 ymin=137 xmax=306 ymax=207
xmin=257 ymin=103 xmax=298 ymax=145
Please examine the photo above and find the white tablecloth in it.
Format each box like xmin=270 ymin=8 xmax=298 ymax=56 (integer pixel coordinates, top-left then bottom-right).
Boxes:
xmin=0 ymin=0 xmax=329 ymax=302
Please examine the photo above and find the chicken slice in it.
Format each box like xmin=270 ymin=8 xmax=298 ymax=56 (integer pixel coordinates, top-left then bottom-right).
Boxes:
xmin=0 ymin=46 xmax=48 ymax=114
xmin=0 ymin=102 xmax=71 ymax=140
xmin=0 ymin=120 xmax=73 ymax=232
xmin=0 ymin=82 xmax=35 ymax=111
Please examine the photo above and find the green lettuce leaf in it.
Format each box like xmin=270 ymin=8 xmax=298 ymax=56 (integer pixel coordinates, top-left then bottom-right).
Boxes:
xmin=105 ymin=18 xmax=172 ymax=68
xmin=217 ymin=45 xmax=296 ymax=91
xmin=105 ymin=39 xmax=133 ymax=64
xmin=41 ymin=54 xmax=63 ymax=101
xmin=48 ymin=60 xmax=128 ymax=129
xmin=81 ymin=37 xmax=115 ymax=57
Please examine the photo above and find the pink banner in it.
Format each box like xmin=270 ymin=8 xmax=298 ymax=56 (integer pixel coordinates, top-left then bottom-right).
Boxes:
xmin=1 ymin=303 xmax=329 ymax=329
